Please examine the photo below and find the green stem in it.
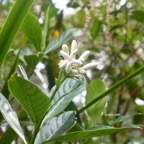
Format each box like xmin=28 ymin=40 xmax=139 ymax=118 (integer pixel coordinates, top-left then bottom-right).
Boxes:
xmin=78 ymin=65 xmax=144 ymax=113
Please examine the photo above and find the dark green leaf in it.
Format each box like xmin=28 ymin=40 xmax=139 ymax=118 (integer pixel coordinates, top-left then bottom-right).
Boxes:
xmin=8 ymin=73 xmax=50 ymax=125
xmin=0 ymin=0 xmax=34 ymax=67
xmin=86 ymin=79 xmax=106 ymax=126
xmin=22 ymin=12 xmax=42 ymax=51
xmin=131 ymin=10 xmax=144 ymax=23
xmin=34 ymin=111 xmax=75 ymax=144
xmin=0 ymin=93 xmax=27 ymax=144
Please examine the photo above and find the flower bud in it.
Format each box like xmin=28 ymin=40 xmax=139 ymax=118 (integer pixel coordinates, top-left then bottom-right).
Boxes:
xmin=78 ymin=51 xmax=90 ymax=62
xmin=62 ymin=44 xmax=69 ymax=54
xmin=71 ymin=40 xmax=78 ymax=53
xmin=82 ymin=62 xmax=97 ymax=70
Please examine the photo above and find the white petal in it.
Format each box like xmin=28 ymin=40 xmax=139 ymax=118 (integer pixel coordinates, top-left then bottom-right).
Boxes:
xmin=60 ymin=50 xmax=70 ymax=59
xmin=59 ymin=60 xmax=67 ymax=68
xmin=71 ymin=40 xmax=78 ymax=53
xmin=70 ymin=49 xmax=78 ymax=59
xmin=78 ymin=51 xmax=90 ymax=62
xmin=72 ymin=69 xmax=78 ymax=74
xmin=62 ymin=44 xmax=69 ymax=54
xmin=78 ymin=68 xmax=86 ymax=74
xmin=71 ymin=59 xmax=82 ymax=66
xmin=66 ymin=61 xmax=72 ymax=73
xmin=82 ymin=62 xmax=97 ymax=70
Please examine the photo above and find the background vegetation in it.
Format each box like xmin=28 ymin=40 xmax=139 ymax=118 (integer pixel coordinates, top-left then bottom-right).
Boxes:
xmin=0 ymin=0 xmax=144 ymax=143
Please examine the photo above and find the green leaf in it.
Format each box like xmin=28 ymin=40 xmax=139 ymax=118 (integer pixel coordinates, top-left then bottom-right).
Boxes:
xmin=0 ymin=127 xmax=17 ymax=144
xmin=41 ymin=78 xmax=86 ymax=126
xmin=47 ymin=125 xmax=140 ymax=142
xmin=0 ymin=0 xmax=34 ymax=67
xmin=22 ymin=12 xmax=42 ymax=51
xmin=8 ymin=73 xmax=50 ymax=125
xmin=109 ymin=113 xmax=142 ymax=126
xmin=131 ymin=10 xmax=144 ymax=23
xmin=86 ymin=79 xmax=106 ymax=126
xmin=45 ymin=30 xmax=73 ymax=54
xmin=0 ymin=93 xmax=27 ymax=144
xmin=90 ymin=20 xmax=102 ymax=40
xmin=1 ymin=51 xmax=19 ymax=99
xmin=41 ymin=6 xmax=50 ymax=50
xmin=24 ymin=52 xmax=43 ymax=69
xmin=34 ymin=111 xmax=76 ymax=144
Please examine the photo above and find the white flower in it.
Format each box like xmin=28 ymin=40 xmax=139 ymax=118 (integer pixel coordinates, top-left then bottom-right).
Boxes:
xmin=59 ymin=40 xmax=97 ymax=78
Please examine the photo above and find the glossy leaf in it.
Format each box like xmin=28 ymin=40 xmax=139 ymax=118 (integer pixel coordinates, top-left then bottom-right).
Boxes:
xmin=0 ymin=0 xmax=34 ymax=67
xmin=24 ymin=52 xmax=43 ymax=69
xmin=86 ymin=79 xmax=106 ymax=126
xmin=34 ymin=111 xmax=76 ymax=144
xmin=45 ymin=30 xmax=73 ymax=54
xmin=47 ymin=125 xmax=140 ymax=142
xmin=0 ymin=93 xmax=27 ymax=144
xmin=41 ymin=78 xmax=86 ymax=126
xmin=22 ymin=12 xmax=42 ymax=51
xmin=8 ymin=73 xmax=50 ymax=125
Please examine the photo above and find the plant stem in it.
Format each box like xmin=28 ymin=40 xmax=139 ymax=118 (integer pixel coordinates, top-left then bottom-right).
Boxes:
xmin=78 ymin=65 xmax=144 ymax=113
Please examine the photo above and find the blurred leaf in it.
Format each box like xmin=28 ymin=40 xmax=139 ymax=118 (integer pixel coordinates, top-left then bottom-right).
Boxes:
xmin=0 ymin=127 xmax=16 ymax=144
xmin=24 ymin=52 xmax=43 ymax=69
xmin=34 ymin=111 xmax=76 ymax=144
xmin=8 ymin=73 xmax=50 ymax=125
xmin=22 ymin=12 xmax=42 ymax=51
xmin=45 ymin=30 xmax=73 ymax=54
xmin=109 ymin=113 xmax=141 ymax=126
xmin=86 ymin=79 xmax=106 ymax=126
xmin=131 ymin=10 xmax=144 ymax=23
xmin=90 ymin=20 xmax=102 ymax=40
xmin=0 ymin=93 xmax=27 ymax=144
xmin=41 ymin=78 xmax=86 ymax=126
xmin=67 ymin=1 xmax=79 ymax=8
xmin=0 ymin=0 xmax=34 ymax=67
xmin=41 ymin=6 xmax=50 ymax=50
xmin=47 ymin=125 xmax=140 ymax=142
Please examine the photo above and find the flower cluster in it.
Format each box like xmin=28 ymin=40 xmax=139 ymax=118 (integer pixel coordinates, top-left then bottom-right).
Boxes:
xmin=59 ymin=40 xmax=97 ymax=78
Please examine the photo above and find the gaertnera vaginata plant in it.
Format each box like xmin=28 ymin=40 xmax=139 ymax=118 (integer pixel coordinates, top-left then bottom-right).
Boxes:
xmin=59 ymin=40 xmax=97 ymax=78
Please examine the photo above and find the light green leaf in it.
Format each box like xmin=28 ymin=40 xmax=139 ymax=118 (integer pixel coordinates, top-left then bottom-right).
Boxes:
xmin=8 ymin=73 xmax=50 ymax=125
xmin=24 ymin=52 xmax=43 ymax=69
xmin=47 ymin=125 xmax=140 ymax=142
xmin=22 ymin=12 xmax=42 ymax=51
xmin=41 ymin=78 xmax=86 ymax=126
xmin=0 ymin=93 xmax=27 ymax=144
xmin=34 ymin=111 xmax=76 ymax=144
xmin=45 ymin=30 xmax=73 ymax=54
xmin=86 ymin=79 xmax=106 ymax=126
xmin=0 ymin=0 xmax=34 ymax=67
